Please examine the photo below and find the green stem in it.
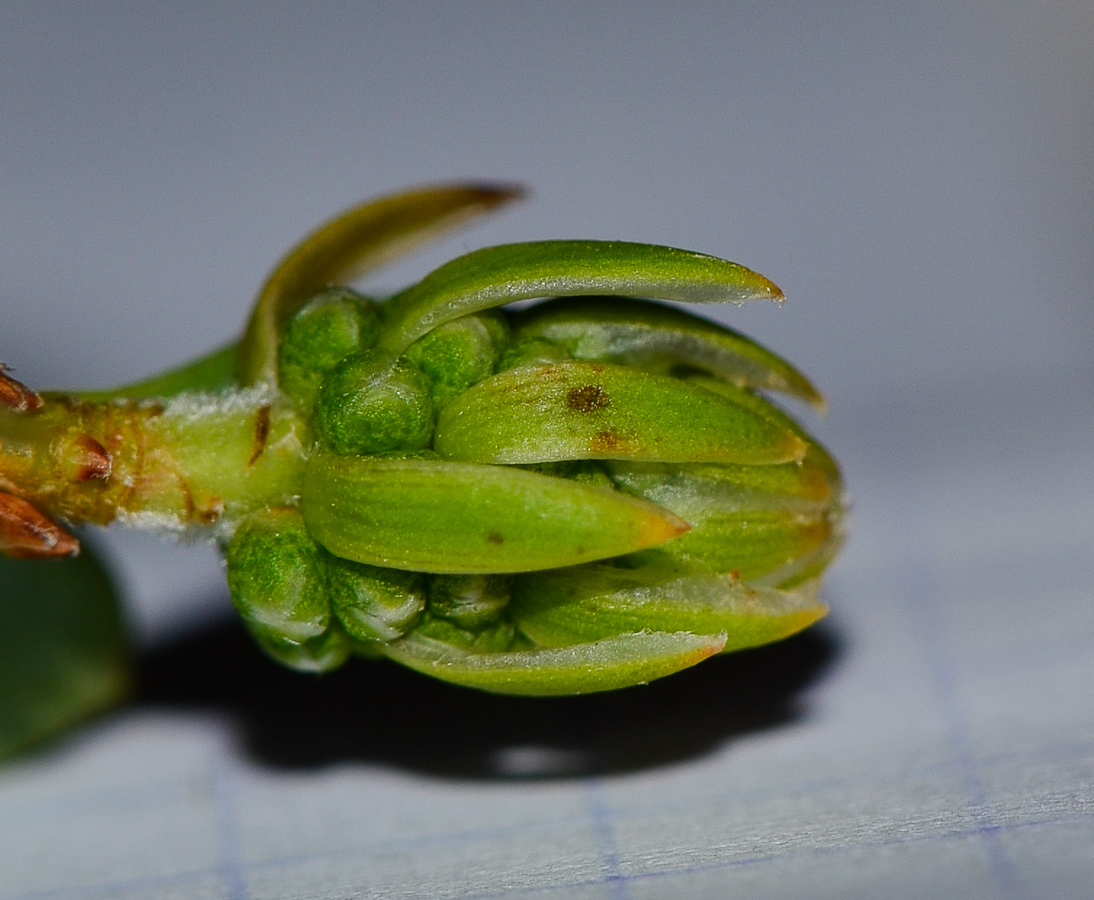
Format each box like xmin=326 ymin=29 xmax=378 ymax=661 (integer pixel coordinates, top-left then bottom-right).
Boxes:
xmin=0 ymin=386 xmax=307 ymax=533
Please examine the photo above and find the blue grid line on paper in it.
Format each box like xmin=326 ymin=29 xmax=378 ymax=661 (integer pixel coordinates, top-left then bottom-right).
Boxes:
xmin=5 ymin=866 xmax=218 ymax=900
xmin=584 ymin=779 xmax=630 ymax=900
xmin=9 ymin=793 xmax=1092 ymax=900
xmin=211 ymin=747 xmax=249 ymax=900
xmin=444 ymin=807 xmax=1094 ymax=900
xmin=5 ymin=725 xmax=1091 ymax=900
xmin=893 ymin=483 xmax=1026 ymax=900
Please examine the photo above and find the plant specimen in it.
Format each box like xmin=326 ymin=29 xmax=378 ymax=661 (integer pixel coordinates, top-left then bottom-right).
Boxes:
xmin=0 ymin=184 xmax=845 ymax=755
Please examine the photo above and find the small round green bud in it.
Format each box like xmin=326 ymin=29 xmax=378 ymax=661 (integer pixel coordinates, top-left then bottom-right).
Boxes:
xmin=414 ymin=612 xmax=516 ymax=653
xmin=403 ymin=311 xmax=509 ymax=408
xmin=496 ymin=335 xmax=569 ymax=371
xmin=428 ymin=573 xmax=512 ymax=628
xmin=224 ymin=507 xmax=331 ymax=643
xmin=278 ymin=288 xmax=379 ymax=409
xmin=315 ymin=351 xmax=434 ymax=455
xmin=328 ymin=556 xmax=426 ymax=643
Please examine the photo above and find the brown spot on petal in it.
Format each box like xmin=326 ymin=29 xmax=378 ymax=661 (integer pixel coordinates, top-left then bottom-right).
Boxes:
xmin=566 ymin=384 xmax=610 ymax=413
xmin=0 ymin=492 xmax=80 ymax=558
xmin=588 ymin=428 xmax=630 ymax=454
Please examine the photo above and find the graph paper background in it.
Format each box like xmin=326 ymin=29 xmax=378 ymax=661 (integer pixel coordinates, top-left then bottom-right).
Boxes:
xmin=1 ymin=369 xmax=1090 ymax=899
xmin=1 ymin=2 xmax=1091 ymax=897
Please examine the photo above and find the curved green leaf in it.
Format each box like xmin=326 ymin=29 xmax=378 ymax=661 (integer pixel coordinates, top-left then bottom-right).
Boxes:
xmin=512 ymin=296 xmax=825 ymax=409
xmin=302 ymin=453 xmax=689 ymax=574
xmin=511 ymin=563 xmax=825 ymax=652
xmin=67 ymin=342 xmax=239 ymax=402
xmin=432 ymin=361 xmax=807 ymax=465
xmin=238 ymin=183 xmax=523 ymax=385
xmin=383 ymin=629 xmax=726 ymax=695
xmin=378 ymin=240 xmax=784 ymax=355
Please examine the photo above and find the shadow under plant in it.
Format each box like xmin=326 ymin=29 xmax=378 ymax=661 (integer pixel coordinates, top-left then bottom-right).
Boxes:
xmin=136 ymin=608 xmax=841 ymax=779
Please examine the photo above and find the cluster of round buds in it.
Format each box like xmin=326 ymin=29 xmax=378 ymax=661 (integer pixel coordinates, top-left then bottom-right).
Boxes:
xmin=0 ymin=185 xmax=845 ymax=696
xmin=219 ymin=188 xmax=845 ymax=694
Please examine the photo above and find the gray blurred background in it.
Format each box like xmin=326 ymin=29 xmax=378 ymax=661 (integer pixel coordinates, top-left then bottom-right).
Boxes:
xmin=2 ymin=1 xmax=1091 ymax=641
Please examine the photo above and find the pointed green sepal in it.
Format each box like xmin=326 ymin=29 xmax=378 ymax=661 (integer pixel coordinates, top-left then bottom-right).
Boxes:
xmin=378 ymin=240 xmax=784 ymax=355
xmin=512 ymin=296 xmax=825 ymax=409
xmin=301 ymin=453 xmax=690 ymax=573
xmin=382 ymin=629 xmax=727 ymax=695
xmin=238 ymin=182 xmax=523 ymax=385
xmin=511 ymin=564 xmax=826 ymax=652
xmin=605 ymin=458 xmax=837 ymax=517
xmin=433 ymin=361 xmax=806 ymax=465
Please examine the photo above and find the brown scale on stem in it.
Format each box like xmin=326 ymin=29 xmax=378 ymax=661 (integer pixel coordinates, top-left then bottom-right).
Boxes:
xmin=0 ymin=367 xmax=43 ymax=412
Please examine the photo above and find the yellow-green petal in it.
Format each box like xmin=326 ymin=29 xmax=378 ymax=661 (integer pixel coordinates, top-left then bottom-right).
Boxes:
xmin=301 ymin=454 xmax=690 ymax=574
xmin=511 ymin=563 xmax=825 ymax=652
xmin=433 ymin=361 xmax=806 ymax=465
xmin=513 ymin=296 xmax=825 ymax=409
xmin=382 ymin=630 xmax=727 ymax=695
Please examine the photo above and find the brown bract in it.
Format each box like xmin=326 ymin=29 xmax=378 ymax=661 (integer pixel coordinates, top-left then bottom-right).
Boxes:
xmin=0 ymin=492 xmax=79 ymax=558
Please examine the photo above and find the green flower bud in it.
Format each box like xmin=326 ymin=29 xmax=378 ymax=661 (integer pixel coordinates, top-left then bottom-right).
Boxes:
xmin=428 ymin=573 xmax=513 ymax=628
xmin=315 ymin=350 xmax=434 ymax=454
xmin=225 ymin=507 xmax=331 ymax=643
xmin=328 ymin=556 xmax=425 ymax=643
xmin=414 ymin=612 xmax=516 ymax=654
xmin=251 ymin=628 xmax=352 ymax=674
xmin=224 ymin=507 xmax=351 ymax=672
xmin=403 ymin=311 xmax=508 ymax=409
xmin=496 ymin=335 xmax=570 ymax=371
xmin=277 ymin=287 xmax=378 ymax=409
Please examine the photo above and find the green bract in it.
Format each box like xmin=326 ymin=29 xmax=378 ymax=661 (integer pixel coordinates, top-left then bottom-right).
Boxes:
xmin=0 ymin=183 xmax=845 ymax=710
